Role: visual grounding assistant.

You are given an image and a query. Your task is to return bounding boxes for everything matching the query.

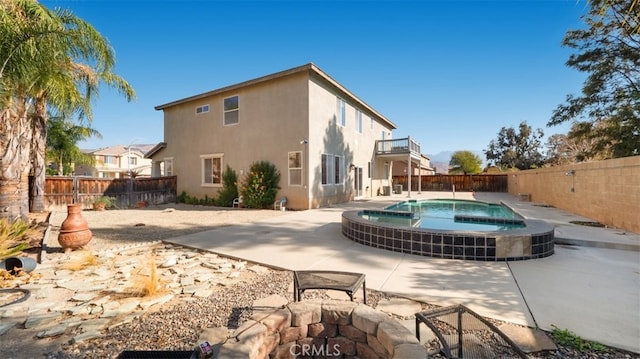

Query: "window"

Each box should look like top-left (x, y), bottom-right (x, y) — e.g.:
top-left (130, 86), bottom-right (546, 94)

top-left (128, 157), bottom-right (137, 166)
top-left (104, 155), bottom-right (115, 164)
top-left (337, 97), bottom-right (346, 127)
top-left (288, 151), bottom-right (302, 186)
top-left (224, 96), bottom-right (239, 125)
top-left (356, 110), bottom-right (363, 134)
top-left (196, 104), bottom-right (210, 114)
top-left (201, 154), bottom-right (223, 186)
top-left (321, 154), bottom-right (330, 185)
top-left (368, 162), bottom-right (371, 178)
top-left (164, 159), bottom-right (173, 176)
top-left (370, 117), bottom-right (374, 130)
top-left (321, 154), bottom-right (343, 185)
top-left (334, 155), bottom-right (343, 184)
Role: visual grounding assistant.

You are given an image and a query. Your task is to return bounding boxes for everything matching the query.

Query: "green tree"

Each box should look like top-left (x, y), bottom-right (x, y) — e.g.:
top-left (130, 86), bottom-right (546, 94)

top-left (449, 151), bottom-right (482, 174)
top-left (240, 161), bottom-right (280, 209)
top-left (0, 0), bottom-right (135, 219)
top-left (484, 121), bottom-right (545, 170)
top-left (548, 0), bottom-right (639, 158)
top-left (46, 112), bottom-right (101, 175)
top-left (215, 166), bottom-right (239, 207)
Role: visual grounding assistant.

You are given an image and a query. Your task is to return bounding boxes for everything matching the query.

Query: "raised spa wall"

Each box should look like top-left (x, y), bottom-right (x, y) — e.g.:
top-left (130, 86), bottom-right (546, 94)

top-left (341, 209), bottom-right (555, 261)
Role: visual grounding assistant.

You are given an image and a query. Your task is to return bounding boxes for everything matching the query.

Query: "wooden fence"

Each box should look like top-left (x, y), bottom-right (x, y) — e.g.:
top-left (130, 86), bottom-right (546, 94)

top-left (392, 174), bottom-right (507, 192)
top-left (39, 176), bottom-right (177, 210)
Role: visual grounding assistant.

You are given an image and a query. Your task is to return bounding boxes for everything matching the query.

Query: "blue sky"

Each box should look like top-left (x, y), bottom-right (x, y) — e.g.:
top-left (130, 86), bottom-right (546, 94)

top-left (41, 0), bottom-right (587, 159)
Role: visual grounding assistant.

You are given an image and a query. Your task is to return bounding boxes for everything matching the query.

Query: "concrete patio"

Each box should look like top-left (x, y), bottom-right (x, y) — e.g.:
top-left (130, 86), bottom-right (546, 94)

top-left (165, 191), bottom-right (640, 353)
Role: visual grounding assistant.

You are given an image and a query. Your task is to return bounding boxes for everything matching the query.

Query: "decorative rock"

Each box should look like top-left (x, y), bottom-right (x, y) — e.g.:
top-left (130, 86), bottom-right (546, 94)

top-left (339, 324), bottom-right (367, 343)
top-left (72, 329), bottom-right (102, 343)
top-left (193, 287), bottom-right (214, 298)
top-left (352, 304), bottom-right (390, 335)
top-left (36, 324), bottom-right (67, 338)
top-left (497, 324), bottom-right (558, 353)
top-left (366, 333), bottom-right (389, 358)
top-left (443, 333), bottom-right (494, 358)
top-left (328, 336), bottom-right (356, 356)
top-left (356, 341), bottom-right (382, 359)
top-left (252, 308), bottom-right (291, 333)
top-left (321, 299), bottom-right (357, 325)
top-left (24, 312), bottom-right (62, 329)
top-left (376, 297), bottom-right (422, 318)
top-left (376, 320), bottom-right (419, 356)
top-left (252, 294), bottom-right (288, 311)
top-left (308, 322), bottom-right (337, 338)
top-left (248, 265), bottom-right (268, 274)
top-left (392, 343), bottom-right (427, 359)
top-left (287, 301), bottom-right (321, 327)
top-left (0, 321), bottom-right (18, 335)
top-left (160, 256), bottom-right (177, 268)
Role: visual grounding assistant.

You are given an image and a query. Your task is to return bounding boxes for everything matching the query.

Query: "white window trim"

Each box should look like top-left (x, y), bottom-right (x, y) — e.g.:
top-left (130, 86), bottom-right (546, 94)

top-left (200, 153), bottom-right (224, 187)
top-left (321, 153), bottom-right (332, 185)
top-left (223, 95), bottom-right (239, 126)
top-left (196, 104), bottom-right (210, 115)
top-left (337, 97), bottom-right (346, 127)
top-left (163, 157), bottom-right (174, 176)
top-left (356, 110), bottom-right (363, 134)
top-left (334, 155), bottom-right (344, 185)
top-left (288, 151), bottom-right (303, 187)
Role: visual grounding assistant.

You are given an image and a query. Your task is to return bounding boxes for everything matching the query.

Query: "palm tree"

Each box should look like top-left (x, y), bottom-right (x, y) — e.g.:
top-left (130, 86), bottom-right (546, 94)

top-left (46, 112), bottom-right (101, 176)
top-left (1, 0), bottom-right (135, 218)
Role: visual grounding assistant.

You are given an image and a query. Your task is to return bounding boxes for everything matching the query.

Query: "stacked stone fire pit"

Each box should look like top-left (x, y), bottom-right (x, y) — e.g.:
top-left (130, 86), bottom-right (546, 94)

top-left (196, 296), bottom-right (425, 358)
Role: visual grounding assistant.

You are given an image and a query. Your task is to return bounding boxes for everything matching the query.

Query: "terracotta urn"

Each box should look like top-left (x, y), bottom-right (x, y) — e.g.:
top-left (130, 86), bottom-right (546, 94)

top-left (58, 204), bottom-right (93, 251)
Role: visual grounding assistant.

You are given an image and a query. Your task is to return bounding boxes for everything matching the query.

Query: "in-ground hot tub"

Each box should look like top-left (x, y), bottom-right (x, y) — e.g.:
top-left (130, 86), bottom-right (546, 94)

top-left (341, 199), bottom-right (554, 261)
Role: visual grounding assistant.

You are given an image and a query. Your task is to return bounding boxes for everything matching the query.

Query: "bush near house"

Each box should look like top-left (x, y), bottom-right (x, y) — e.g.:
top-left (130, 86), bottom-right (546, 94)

top-left (176, 191), bottom-right (216, 206)
top-left (240, 161), bottom-right (280, 209)
top-left (215, 166), bottom-right (239, 207)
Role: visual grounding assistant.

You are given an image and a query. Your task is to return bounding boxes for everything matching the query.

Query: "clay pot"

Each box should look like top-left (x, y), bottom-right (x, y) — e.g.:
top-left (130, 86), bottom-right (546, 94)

top-left (58, 204), bottom-right (92, 251)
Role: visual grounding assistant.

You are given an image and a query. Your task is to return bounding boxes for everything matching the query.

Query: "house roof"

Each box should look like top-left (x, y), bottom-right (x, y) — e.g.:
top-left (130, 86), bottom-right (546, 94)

top-left (144, 142), bottom-right (166, 159)
top-left (84, 144), bottom-right (155, 157)
top-left (154, 63), bottom-right (397, 130)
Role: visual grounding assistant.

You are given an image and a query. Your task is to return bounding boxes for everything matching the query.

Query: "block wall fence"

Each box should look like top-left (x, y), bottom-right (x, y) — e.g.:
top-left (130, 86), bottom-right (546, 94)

top-left (507, 156), bottom-right (640, 234)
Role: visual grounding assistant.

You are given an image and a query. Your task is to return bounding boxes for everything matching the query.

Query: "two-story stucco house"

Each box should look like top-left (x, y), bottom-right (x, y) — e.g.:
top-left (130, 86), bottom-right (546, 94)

top-left (147, 63), bottom-right (425, 209)
top-left (75, 144), bottom-right (155, 178)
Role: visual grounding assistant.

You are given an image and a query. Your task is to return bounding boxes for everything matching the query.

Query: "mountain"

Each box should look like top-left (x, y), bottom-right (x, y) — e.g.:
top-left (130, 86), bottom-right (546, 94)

top-left (426, 150), bottom-right (486, 174)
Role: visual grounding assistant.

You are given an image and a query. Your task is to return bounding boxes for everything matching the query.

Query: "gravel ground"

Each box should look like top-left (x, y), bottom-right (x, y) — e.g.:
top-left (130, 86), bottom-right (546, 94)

top-left (28, 205), bottom-right (640, 358)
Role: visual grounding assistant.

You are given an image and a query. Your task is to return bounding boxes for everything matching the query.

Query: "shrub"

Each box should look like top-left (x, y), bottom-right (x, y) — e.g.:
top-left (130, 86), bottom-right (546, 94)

top-left (240, 161), bottom-right (280, 209)
top-left (550, 325), bottom-right (607, 352)
top-left (0, 218), bottom-right (38, 260)
top-left (215, 166), bottom-right (239, 207)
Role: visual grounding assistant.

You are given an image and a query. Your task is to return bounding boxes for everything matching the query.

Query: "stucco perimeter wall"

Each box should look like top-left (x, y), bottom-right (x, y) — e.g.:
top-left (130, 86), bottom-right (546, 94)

top-left (507, 156), bottom-right (640, 234)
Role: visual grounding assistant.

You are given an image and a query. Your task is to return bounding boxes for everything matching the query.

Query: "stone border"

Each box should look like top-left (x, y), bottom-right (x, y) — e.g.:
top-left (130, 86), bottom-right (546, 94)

top-left (199, 299), bottom-right (425, 359)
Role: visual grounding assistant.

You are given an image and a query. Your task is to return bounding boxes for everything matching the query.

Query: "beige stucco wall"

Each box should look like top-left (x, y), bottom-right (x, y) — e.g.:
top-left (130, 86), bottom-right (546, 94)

top-left (159, 72), bottom-right (310, 208)
top-left (508, 156), bottom-right (640, 234)
top-left (308, 74), bottom-right (394, 207)
top-left (155, 69), bottom-right (395, 209)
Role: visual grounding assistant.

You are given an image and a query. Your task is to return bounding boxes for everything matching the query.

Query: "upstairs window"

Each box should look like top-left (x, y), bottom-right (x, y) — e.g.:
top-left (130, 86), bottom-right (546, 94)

top-left (128, 157), bottom-right (137, 166)
top-left (196, 104), bottom-right (210, 114)
top-left (104, 155), bottom-right (115, 164)
top-left (224, 96), bottom-right (239, 125)
top-left (356, 110), bottom-right (363, 134)
top-left (337, 97), bottom-right (346, 127)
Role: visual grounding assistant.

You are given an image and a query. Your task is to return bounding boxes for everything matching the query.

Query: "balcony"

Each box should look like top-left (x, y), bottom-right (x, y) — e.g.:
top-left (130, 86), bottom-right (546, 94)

top-left (375, 137), bottom-right (421, 157)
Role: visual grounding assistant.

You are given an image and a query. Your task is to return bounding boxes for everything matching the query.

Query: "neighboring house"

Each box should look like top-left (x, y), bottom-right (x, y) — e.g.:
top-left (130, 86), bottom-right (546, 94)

top-left (75, 144), bottom-right (156, 178)
top-left (147, 63), bottom-right (426, 209)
